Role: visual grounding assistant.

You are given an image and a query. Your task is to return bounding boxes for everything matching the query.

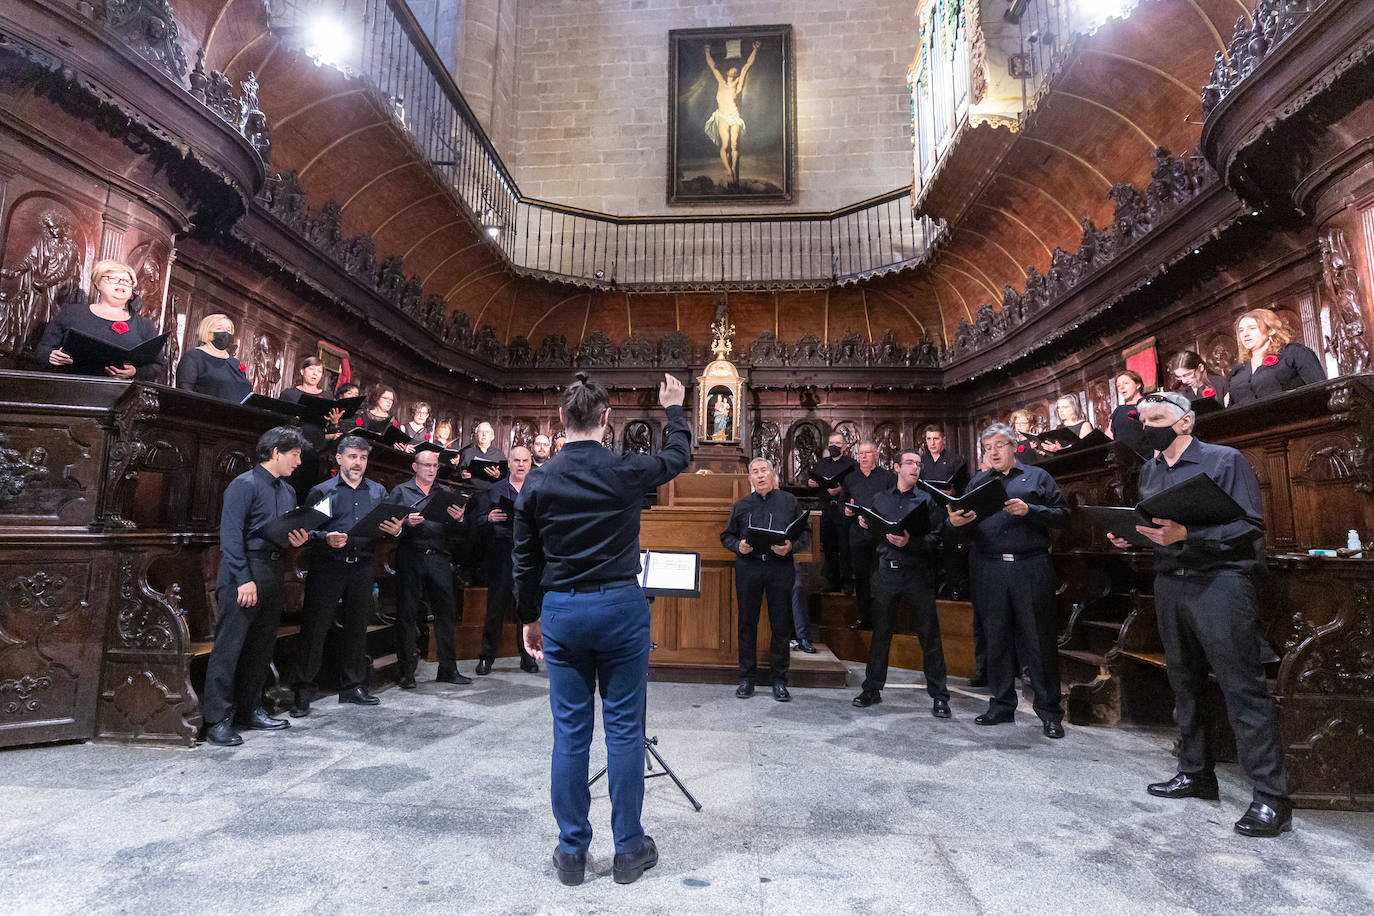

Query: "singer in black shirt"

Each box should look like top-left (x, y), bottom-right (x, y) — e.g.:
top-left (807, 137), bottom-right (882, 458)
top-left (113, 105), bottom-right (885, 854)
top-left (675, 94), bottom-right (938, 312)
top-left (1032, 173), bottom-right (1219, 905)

top-left (807, 432), bottom-right (858, 591)
top-left (839, 442), bottom-right (896, 630)
top-left (475, 446), bottom-right (537, 675)
top-left (513, 373), bottom-right (689, 887)
top-left (919, 423), bottom-right (972, 607)
top-left (202, 427), bottom-right (309, 747)
top-left (721, 460), bottom-right (812, 701)
top-left (949, 423), bottom-right (1069, 738)
top-left (1109, 391), bottom-right (1290, 838)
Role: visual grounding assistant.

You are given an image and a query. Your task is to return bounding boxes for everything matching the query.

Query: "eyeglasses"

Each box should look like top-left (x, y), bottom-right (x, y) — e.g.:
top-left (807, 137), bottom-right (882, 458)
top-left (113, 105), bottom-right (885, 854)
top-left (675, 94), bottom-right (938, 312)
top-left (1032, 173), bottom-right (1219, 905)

top-left (1139, 393), bottom-right (1193, 411)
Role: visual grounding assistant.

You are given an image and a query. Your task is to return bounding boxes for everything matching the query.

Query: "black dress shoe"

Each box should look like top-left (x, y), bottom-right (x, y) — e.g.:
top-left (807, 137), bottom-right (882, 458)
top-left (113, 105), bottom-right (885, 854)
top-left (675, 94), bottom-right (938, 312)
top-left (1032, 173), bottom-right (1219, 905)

top-left (339, 687), bottom-right (381, 706)
top-left (1147, 771), bottom-right (1220, 800)
top-left (612, 836), bottom-right (658, 885)
top-left (552, 848), bottom-right (586, 886)
top-left (974, 710), bottom-right (1014, 726)
top-left (848, 619), bottom-right (871, 631)
top-left (520, 658), bottom-right (540, 673)
top-left (475, 658), bottom-right (493, 676)
top-left (932, 698), bottom-right (951, 718)
top-left (1234, 800), bottom-right (1293, 837)
top-left (236, 708), bottom-right (289, 730)
top-left (852, 690), bottom-right (881, 708)
top-left (797, 639), bottom-right (817, 654)
top-left (398, 672), bottom-right (417, 690)
top-left (735, 680), bottom-right (755, 699)
top-left (1042, 720), bottom-right (1065, 739)
top-left (289, 689), bottom-right (311, 718)
top-left (772, 682), bottom-right (791, 702)
top-left (966, 672), bottom-right (988, 688)
top-left (436, 669), bottom-right (473, 685)
top-left (203, 718), bottom-right (243, 747)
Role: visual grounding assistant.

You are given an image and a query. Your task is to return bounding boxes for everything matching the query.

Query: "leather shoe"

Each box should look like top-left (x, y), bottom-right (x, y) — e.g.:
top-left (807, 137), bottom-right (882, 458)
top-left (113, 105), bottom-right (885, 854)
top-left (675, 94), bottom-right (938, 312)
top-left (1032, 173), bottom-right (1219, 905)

top-left (1234, 799), bottom-right (1293, 837)
top-left (552, 847), bottom-right (586, 886)
top-left (1042, 720), bottom-right (1065, 739)
top-left (289, 689), bottom-right (311, 718)
top-left (848, 619), bottom-right (871, 631)
top-left (1147, 771), bottom-right (1220, 800)
top-left (235, 707), bottom-right (289, 730)
top-left (612, 836), bottom-right (658, 885)
top-left (966, 672), bottom-right (988, 688)
top-left (852, 690), bottom-right (881, 708)
top-left (436, 669), bottom-right (472, 685)
top-left (339, 687), bottom-right (380, 706)
top-left (475, 658), bottom-right (493, 676)
top-left (735, 680), bottom-right (754, 699)
top-left (202, 718), bottom-right (242, 747)
top-left (520, 658), bottom-right (540, 673)
top-left (398, 672), bottom-right (417, 690)
top-left (932, 698), bottom-right (951, 719)
top-left (797, 639), bottom-right (817, 654)
top-left (772, 682), bottom-right (791, 702)
top-left (974, 710), bottom-right (1014, 726)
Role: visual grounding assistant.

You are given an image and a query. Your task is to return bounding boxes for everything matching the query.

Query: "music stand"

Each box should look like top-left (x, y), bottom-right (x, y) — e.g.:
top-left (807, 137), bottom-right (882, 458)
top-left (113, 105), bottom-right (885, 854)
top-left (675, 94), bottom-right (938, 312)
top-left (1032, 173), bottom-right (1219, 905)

top-left (589, 552), bottom-right (703, 812)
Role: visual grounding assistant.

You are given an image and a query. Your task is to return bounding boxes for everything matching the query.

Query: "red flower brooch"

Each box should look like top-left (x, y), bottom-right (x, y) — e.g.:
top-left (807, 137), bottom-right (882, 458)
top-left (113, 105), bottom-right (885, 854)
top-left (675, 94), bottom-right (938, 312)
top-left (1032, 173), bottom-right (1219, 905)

top-left (1262, 354), bottom-right (1279, 366)
top-left (355, 417), bottom-right (363, 426)
top-left (111, 321), bottom-right (129, 334)
top-left (1016, 444), bottom-right (1026, 453)
top-left (1128, 410), bottom-right (1138, 420)
top-left (1201, 387), bottom-right (1215, 397)
top-left (238, 362), bottom-right (247, 373)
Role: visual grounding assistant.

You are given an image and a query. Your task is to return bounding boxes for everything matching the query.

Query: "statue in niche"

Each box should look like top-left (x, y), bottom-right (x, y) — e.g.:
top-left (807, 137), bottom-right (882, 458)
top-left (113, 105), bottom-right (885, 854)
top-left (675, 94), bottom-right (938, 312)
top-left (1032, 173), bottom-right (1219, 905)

top-left (710, 392), bottom-right (733, 441)
top-left (1087, 379), bottom-right (1112, 428)
top-left (833, 421), bottom-right (860, 456)
top-left (873, 423), bottom-right (901, 469)
top-left (789, 422), bottom-right (822, 484)
top-left (753, 421), bottom-right (781, 469)
top-left (0, 209), bottom-right (82, 354)
top-left (624, 420), bottom-right (653, 456)
top-left (1320, 228), bottom-right (1370, 375)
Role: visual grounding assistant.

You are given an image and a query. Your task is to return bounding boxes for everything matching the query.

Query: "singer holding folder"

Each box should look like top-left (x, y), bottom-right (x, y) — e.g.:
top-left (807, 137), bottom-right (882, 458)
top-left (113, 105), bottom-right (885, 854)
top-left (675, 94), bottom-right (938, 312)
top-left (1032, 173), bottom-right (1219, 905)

top-left (1107, 391), bottom-right (1291, 838)
top-left (288, 435), bottom-right (396, 718)
top-left (35, 259), bottom-right (166, 380)
top-left (947, 422), bottom-right (1069, 739)
top-left (202, 427), bottom-right (310, 747)
top-left (720, 459), bottom-right (812, 703)
top-left (474, 445), bottom-right (538, 676)
top-left (513, 372), bottom-right (689, 887)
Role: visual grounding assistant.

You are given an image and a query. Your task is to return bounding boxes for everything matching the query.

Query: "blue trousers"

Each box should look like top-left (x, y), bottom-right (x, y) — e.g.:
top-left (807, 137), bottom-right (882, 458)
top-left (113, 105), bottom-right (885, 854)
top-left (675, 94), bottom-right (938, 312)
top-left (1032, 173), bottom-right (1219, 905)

top-left (541, 582), bottom-right (651, 856)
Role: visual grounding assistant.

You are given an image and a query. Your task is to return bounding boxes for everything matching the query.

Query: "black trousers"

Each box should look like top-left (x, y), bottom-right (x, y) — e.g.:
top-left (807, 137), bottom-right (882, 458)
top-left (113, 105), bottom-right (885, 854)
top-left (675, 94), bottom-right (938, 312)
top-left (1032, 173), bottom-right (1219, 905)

top-left (1155, 571), bottom-right (1288, 803)
top-left (940, 528), bottom-right (970, 596)
top-left (293, 553), bottom-right (373, 694)
top-left (863, 558), bottom-right (948, 699)
top-left (394, 548), bottom-right (459, 674)
top-left (480, 539), bottom-right (534, 663)
top-left (735, 557), bottom-right (794, 683)
top-left (819, 509), bottom-right (851, 589)
top-left (203, 554), bottom-right (285, 725)
top-left (970, 553), bottom-right (1063, 722)
top-left (849, 533), bottom-right (879, 624)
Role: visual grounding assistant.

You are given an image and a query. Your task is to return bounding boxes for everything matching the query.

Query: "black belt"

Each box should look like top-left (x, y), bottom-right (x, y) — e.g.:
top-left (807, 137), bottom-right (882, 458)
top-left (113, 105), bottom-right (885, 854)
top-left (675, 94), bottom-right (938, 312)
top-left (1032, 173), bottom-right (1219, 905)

top-left (976, 549), bottom-right (1050, 562)
top-left (318, 551), bottom-right (373, 565)
top-left (547, 577), bottom-right (639, 594)
top-left (882, 557), bottom-right (926, 570)
top-left (247, 549), bottom-right (283, 562)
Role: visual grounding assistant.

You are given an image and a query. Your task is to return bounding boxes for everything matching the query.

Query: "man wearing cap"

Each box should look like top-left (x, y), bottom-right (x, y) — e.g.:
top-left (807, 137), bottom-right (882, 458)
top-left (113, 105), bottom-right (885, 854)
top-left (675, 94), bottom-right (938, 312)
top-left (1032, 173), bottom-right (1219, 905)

top-left (1107, 390), bottom-right (1291, 838)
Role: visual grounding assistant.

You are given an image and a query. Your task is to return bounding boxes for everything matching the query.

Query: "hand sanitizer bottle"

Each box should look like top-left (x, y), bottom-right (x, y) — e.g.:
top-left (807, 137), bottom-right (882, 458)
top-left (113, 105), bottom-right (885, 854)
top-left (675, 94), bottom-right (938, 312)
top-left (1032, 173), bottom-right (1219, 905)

top-left (1347, 530), bottom-right (1362, 558)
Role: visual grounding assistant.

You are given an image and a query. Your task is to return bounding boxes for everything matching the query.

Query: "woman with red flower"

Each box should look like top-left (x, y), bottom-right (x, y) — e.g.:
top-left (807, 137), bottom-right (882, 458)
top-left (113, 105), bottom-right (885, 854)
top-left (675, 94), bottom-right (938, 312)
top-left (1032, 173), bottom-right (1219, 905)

top-left (176, 313), bottom-right (253, 402)
top-left (35, 259), bottom-right (165, 379)
top-left (1227, 308), bottom-right (1326, 407)
top-left (1167, 350), bottom-right (1228, 408)
top-left (1007, 409), bottom-right (1047, 464)
top-left (1104, 369), bottom-right (1151, 457)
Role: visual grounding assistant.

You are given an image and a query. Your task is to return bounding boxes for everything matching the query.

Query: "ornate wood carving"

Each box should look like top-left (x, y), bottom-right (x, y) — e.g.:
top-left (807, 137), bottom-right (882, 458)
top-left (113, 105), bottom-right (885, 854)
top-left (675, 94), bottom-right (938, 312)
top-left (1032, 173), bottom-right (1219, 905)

top-left (96, 0), bottom-right (188, 80)
top-left (509, 418), bottom-right (538, 452)
top-left (0, 201), bottom-right (87, 357)
top-left (873, 422), bottom-right (901, 468)
top-left (623, 420), bottom-right (654, 455)
top-left (1319, 228), bottom-right (1370, 375)
top-left (752, 420), bottom-right (781, 469)
top-left (786, 419), bottom-right (823, 485)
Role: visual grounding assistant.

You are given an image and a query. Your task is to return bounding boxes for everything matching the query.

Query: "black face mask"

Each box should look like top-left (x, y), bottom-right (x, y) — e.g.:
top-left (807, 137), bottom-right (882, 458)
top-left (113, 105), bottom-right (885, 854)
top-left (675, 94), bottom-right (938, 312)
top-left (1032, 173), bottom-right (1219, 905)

top-left (827, 445), bottom-right (842, 459)
top-left (211, 331), bottom-right (233, 350)
top-left (1141, 423), bottom-right (1179, 452)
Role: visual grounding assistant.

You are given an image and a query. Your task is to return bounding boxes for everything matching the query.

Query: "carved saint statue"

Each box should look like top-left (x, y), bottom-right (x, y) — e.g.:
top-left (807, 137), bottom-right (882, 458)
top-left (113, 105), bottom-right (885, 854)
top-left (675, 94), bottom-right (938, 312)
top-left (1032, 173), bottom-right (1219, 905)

top-left (0, 210), bottom-right (80, 353)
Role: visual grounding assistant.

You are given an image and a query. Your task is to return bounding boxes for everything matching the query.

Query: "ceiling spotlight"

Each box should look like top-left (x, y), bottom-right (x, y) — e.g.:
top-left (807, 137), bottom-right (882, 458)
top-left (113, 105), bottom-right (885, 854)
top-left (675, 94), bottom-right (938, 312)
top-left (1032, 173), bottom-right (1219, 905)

top-left (307, 14), bottom-right (351, 68)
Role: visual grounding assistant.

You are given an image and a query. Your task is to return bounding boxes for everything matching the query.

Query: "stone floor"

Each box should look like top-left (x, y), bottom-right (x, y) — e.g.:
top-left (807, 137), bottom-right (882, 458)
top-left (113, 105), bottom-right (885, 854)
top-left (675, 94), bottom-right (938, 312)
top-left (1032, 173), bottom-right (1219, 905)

top-left (1, 661), bottom-right (1371, 915)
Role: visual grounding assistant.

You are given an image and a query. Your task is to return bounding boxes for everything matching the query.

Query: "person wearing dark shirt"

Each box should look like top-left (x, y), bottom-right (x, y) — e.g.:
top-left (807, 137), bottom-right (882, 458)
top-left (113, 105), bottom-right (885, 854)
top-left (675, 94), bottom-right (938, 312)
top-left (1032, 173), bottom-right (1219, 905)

top-left (721, 459), bottom-right (813, 702)
top-left (201, 427), bottom-right (310, 747)
top-left (1107, 391), bottom-right (1290, 838)
top-left (402, 401), bottom-right (433, 443)
top-left (279, 357), bottom-right (343, 504)
top-left (918, 423), bottom-right (972, 607)
top-left (1168, 350), bottom-right (1228, 408)
top-left (1009, 409), bottom-right (1048, 465)
top-left (459, 421), bottom-right (507, 585)
top-left (176, 313), bottom-right (252, 402)
top-left (948, 422), bottom-right (1069, 739)
top-left (35, 259), bottom-right (165, 380)
top-left (531, 434), bottom-right (553, 468)
top-left (1106, 370), bottom-right (1149, 458)
top-left (840, 442), bottom-right (897, 630)
top-left (475, 445), bottom-right (538, 676)
top-left (1227, 308), bottom-right (1326, 407)
top-left (288, 435), bottom-right (397, 718)
top-left (388, 449), bottom-right (470, 689)
top-left (807, 432), bottom-right (858, 593)
top-left (514, 373), bottom-right (689, 887)
top-left (356, 385), bottom-right (400, 436)
top-left (852, 450), bottom-right (948, 717)
top-left (328, 383), bottom-right (362, 437)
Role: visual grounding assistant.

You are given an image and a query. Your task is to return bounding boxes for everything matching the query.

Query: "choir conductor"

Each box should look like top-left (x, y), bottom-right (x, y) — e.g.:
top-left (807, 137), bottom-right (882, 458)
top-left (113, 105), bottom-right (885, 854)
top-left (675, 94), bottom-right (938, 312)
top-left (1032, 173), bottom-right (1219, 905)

top-left (514, 372), bottom-right (691, 887)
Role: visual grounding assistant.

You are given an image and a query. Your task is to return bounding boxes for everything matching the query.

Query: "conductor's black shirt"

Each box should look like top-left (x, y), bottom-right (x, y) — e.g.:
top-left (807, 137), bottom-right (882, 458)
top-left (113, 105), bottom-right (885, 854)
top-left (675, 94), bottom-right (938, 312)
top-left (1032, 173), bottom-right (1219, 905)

top-left (512, 405), bottom-right (691, 622)
top-left (720, 488), bottom-right (813, 561)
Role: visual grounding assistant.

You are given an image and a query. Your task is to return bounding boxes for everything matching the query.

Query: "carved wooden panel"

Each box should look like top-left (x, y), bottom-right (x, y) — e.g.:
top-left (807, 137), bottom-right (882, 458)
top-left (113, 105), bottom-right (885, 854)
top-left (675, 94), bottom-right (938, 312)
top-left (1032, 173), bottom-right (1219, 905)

top-left (1199, 330), bottom-right (1236, 378)
top-left (786, 419), bottom-right (824, 485)
top-left (510, 418), bottom-right (538, 452)
top-left (244, 324), bottom-right (285, 396)
top-left (873, 421), bottom-right (901, 469)
top-left (622, 419), bottom-right (654, 456)
top-left (0, 194), bottom-right (91, 358)
top-left (0, 419), bottom-right (100, 526)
